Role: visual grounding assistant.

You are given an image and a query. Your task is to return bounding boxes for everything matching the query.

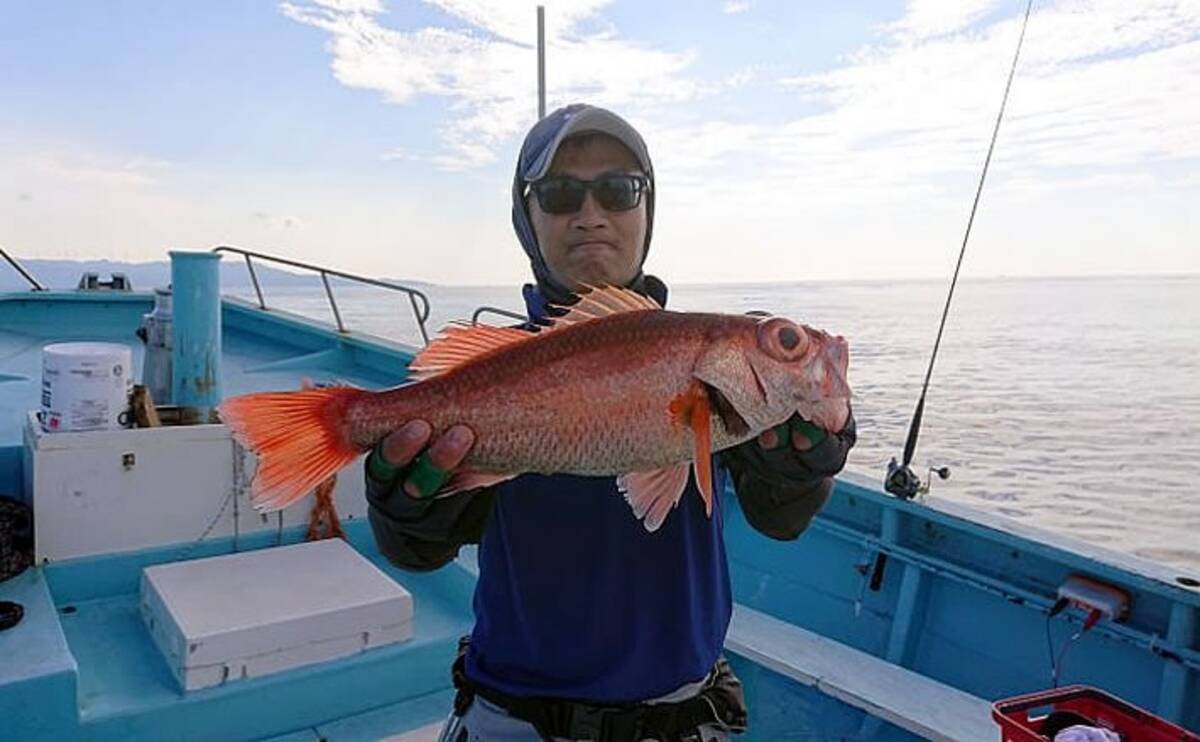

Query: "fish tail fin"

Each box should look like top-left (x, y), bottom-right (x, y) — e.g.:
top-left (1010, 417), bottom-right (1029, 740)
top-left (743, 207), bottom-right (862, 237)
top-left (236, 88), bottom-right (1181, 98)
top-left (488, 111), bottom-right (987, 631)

top-left (218, 387), bottom-right (370, 512)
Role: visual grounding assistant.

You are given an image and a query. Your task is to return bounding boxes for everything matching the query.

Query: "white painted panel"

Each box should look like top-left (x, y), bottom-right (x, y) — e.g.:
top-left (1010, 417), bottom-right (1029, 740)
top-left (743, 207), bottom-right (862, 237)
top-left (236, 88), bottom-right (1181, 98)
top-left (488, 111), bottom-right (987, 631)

top-left (140, 539), bottom-right (413, 692)
top-left (23, 413), bottom-right (369, 562)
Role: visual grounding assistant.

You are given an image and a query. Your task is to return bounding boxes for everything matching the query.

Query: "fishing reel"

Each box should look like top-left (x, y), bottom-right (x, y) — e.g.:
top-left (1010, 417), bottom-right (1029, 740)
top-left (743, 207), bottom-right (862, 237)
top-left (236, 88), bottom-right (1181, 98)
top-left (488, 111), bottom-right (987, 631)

top-left (885, 458), bottom-right (950, 500)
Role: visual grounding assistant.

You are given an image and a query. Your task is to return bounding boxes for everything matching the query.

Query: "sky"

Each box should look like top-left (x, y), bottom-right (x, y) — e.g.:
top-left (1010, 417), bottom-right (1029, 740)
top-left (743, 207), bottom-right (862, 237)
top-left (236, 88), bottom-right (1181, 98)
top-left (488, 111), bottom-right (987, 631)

top-left (0, 0), bottom-right (1196, 286)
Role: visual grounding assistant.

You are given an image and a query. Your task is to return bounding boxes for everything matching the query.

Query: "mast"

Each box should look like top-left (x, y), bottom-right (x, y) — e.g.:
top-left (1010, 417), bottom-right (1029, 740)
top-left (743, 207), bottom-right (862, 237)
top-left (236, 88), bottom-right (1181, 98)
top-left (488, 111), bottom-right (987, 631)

top-left (537, 5), bottom-right (546, 119)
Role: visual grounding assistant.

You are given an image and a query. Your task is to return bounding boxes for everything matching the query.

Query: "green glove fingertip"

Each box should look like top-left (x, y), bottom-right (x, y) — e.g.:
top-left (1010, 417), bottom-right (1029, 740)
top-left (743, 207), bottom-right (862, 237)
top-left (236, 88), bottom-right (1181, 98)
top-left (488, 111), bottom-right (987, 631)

top-left (368, 442), bottom-right (402, 483)
top-left (766, 421), bottom-right (792, 450)
top-left (406, 451), bottom-right (450, 499)
top-left (790, 419), bottom-right (828, 447)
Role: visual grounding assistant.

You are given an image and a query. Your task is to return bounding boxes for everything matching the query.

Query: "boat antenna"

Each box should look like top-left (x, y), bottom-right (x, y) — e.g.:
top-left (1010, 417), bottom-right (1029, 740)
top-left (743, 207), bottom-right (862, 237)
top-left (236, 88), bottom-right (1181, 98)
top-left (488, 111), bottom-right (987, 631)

top-left (885, 0), bottom-right (1035, 499)
top-left (537, 5), bottom-right (546, 119)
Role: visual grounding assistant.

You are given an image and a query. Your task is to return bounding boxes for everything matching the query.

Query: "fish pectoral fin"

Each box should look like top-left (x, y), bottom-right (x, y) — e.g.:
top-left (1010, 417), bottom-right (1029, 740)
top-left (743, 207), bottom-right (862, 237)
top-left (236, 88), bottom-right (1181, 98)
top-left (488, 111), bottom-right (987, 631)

top-left (618, 465), bottom-right (690, 532)
top-left (436, 470), bottom-right (519, 497)
top-left (667, 381), bottom-right (715, 518)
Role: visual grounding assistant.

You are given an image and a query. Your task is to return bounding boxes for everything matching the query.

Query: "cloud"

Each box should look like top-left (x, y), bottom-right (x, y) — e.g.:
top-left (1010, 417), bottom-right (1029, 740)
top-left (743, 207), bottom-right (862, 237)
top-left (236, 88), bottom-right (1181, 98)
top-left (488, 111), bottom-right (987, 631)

top-left (722, 1), bottom-right (752, 14)
top-left (281, 0), bottom-right (702, 169)
top-left (885, 0), bottom-right (1002, 40)
top-left (287, 0), bottom-right (1198, 206)
top-left (659, 0), bottom-right (1200, 208)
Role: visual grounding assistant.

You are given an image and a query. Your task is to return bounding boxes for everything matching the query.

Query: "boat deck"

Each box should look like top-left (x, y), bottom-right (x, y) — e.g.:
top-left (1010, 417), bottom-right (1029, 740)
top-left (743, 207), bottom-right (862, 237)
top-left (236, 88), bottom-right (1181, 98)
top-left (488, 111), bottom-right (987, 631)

top-left (1, 286), bottom-right (1197, 740)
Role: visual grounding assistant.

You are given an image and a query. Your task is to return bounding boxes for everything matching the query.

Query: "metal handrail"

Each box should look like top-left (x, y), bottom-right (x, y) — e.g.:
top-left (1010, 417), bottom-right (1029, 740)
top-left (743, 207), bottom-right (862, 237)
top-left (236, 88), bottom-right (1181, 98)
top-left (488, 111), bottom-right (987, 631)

top-left (0, 243), bottom-right (46, 291)
top-left (472, 306), bottom-right (529, 326)
top-left (211, 245), bottom-right (432, 344)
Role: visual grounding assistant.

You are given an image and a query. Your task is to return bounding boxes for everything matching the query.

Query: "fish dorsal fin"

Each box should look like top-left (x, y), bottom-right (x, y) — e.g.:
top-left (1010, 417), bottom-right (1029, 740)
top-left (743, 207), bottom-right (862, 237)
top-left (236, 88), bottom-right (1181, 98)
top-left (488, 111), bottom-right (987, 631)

top-left (408, 323), bottom-right (535, 381)
top-left (408, 287), bottom-right (660, 381)
top-left (551, 284), bottom-right (661, 328)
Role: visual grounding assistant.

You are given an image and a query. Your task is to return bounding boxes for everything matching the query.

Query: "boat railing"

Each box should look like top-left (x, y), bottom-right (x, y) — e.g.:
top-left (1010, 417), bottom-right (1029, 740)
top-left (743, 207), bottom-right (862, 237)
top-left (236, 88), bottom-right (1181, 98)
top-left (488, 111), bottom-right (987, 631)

top-left (212, 245), bottom-right (432, 345)
top-left (471, 306), bottom-right (529, 326)
top-left (0, 244), bottom-right (46, 291)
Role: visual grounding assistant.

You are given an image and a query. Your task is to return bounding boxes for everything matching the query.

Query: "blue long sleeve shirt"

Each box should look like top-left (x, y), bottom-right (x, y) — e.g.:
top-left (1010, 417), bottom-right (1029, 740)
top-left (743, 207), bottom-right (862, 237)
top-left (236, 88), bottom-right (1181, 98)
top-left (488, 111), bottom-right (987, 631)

top-left (464, 468), bottom-right (731, 702)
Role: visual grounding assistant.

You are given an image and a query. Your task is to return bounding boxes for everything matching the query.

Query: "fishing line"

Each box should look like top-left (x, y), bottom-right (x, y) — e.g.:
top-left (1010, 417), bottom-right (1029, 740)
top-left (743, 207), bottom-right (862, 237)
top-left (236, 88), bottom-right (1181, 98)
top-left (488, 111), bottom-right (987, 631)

top-left (886, 0), bottom-right (1036, 499)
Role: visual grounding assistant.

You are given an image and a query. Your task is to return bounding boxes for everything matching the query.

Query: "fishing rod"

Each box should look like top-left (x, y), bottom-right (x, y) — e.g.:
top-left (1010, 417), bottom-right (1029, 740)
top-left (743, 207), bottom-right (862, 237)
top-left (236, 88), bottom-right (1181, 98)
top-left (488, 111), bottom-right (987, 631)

top-left (885, 0), bottom-right (1035, 499)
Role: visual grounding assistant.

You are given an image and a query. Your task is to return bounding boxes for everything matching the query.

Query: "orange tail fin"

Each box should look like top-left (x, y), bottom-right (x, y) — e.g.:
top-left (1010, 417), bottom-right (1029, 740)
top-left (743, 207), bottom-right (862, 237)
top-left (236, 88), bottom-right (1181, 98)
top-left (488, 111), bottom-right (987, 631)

top-left (218, 387), bottom-right (369, 512)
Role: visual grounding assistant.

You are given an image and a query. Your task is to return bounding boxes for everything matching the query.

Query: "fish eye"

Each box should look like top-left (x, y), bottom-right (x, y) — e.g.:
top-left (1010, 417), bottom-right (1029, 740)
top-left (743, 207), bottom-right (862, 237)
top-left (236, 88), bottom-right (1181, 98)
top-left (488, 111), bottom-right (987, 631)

top-left (756, 317), bottom-right (809, 362)
top-left (778, 326), bottom-right (800, 351)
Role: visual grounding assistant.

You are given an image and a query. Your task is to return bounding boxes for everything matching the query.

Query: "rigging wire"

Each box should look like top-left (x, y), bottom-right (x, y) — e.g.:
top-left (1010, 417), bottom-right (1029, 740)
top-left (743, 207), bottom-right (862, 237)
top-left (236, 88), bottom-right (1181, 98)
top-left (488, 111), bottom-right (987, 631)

top-left (886, 0), bottom-right (1037, 498)
top-left (0, 243), bottom-right (46, 291)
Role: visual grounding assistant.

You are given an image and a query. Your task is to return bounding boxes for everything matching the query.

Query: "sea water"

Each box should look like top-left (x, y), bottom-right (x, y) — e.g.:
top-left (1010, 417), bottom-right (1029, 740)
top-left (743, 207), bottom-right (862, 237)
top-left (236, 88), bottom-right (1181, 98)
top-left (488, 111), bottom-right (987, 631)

top-left (229, 274), bottom-right (1200, 574)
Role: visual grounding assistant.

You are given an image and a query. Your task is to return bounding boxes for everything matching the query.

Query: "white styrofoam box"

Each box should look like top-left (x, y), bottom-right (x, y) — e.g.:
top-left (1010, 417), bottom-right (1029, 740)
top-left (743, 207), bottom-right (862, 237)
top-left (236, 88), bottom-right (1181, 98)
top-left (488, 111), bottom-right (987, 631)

top-left (140, 538), bottom-right (413, 692)
top-left (22, 413), bottom-right (368, 562)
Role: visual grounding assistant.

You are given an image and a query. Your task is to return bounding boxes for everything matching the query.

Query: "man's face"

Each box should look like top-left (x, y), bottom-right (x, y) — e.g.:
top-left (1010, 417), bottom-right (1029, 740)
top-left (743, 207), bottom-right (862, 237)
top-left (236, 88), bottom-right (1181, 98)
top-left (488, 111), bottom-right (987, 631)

top-left (528, 135), bottom-right (648, 291)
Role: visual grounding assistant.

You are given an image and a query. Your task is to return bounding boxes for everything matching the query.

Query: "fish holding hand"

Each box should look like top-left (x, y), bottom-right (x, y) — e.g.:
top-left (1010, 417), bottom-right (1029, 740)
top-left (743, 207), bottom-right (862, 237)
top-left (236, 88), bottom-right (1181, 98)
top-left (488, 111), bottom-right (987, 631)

top-left (218, 286), bottom-right (851, 532)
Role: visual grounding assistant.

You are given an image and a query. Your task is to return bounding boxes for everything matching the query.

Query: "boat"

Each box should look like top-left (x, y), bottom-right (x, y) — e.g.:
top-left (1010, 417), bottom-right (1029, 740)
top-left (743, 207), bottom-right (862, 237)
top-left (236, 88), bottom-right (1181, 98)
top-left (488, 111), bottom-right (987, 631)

top-left (0, 247), bottom-right (1196, 741)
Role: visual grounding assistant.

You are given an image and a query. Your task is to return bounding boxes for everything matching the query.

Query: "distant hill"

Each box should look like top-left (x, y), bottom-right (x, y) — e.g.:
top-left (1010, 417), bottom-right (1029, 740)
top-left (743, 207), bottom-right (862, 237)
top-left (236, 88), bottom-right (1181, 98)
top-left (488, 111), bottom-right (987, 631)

top-left (0, 259), bottom-right (433, 292)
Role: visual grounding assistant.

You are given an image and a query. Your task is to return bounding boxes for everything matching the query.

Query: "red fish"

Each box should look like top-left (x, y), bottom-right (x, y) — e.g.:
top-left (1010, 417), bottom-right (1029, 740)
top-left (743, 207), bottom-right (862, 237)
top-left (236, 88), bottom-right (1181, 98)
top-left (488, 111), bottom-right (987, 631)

top-left (219, 286), bottom-right (851, 531)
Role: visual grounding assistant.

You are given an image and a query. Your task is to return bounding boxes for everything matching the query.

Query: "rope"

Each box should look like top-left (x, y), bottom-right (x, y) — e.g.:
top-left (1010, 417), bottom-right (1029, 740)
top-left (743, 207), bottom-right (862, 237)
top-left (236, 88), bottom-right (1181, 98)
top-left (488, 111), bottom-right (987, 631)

top-left (306, 475), bottom-right (346, 541)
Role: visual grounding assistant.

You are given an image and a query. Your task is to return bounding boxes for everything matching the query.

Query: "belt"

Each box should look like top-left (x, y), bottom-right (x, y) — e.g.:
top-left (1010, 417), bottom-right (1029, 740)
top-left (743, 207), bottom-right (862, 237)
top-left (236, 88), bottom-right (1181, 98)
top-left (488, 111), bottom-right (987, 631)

top-left (451, 640), bottom-right (747, 742)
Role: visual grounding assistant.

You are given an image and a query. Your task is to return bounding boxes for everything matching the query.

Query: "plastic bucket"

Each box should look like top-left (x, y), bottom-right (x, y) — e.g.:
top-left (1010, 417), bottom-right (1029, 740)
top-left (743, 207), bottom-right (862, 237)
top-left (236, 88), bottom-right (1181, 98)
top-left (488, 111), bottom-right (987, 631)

top-left (41, 342), bottom-right (134, 432)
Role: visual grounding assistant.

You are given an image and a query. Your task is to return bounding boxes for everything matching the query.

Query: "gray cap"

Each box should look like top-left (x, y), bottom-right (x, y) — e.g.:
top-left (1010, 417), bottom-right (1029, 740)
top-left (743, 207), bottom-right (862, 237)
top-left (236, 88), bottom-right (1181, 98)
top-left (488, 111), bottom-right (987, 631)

top-left (518, 104), bottom-right (654, 183)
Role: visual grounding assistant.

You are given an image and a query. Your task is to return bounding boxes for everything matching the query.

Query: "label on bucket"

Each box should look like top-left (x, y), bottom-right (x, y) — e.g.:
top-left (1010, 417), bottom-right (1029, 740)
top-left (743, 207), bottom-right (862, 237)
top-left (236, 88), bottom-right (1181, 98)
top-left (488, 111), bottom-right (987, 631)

top-left (41, 343), bottom-right (133, 432)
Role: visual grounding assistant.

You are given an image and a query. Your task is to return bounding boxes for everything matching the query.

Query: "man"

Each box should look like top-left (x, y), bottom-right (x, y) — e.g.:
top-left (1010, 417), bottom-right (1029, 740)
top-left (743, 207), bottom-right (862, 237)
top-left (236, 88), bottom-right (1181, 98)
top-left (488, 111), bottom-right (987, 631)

top-left (366, 104), bottom-right (856, 741)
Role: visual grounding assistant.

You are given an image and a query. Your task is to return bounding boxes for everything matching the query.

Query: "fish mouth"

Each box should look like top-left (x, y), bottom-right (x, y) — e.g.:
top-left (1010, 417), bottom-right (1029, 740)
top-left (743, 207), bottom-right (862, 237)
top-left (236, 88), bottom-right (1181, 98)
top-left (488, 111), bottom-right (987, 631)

top-left (798, 396), bottom-right (850, 433)
top-left (791, 334), bottom-right (852, 430)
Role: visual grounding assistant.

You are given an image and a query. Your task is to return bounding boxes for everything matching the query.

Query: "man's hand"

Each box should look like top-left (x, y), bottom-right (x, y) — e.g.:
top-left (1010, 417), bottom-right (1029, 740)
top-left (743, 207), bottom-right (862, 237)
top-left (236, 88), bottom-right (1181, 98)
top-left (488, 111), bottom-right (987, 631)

top-left (377, 421), bottom-right (475, 499)
top-left (757, 403), bottom-right (850, 452)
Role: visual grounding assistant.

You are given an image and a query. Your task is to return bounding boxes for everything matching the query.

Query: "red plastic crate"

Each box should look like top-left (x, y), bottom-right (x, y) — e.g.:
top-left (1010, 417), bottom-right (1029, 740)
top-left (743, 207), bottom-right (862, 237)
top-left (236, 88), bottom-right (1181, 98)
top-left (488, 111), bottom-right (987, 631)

top-left (993, 685), bottom-right (1199, 741)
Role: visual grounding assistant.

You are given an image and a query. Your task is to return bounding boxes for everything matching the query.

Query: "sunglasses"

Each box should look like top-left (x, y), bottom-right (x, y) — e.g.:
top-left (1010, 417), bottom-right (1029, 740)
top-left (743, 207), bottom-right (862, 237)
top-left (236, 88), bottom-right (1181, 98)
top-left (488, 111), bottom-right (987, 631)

top-left (529, 174), bottom-right (650, 215)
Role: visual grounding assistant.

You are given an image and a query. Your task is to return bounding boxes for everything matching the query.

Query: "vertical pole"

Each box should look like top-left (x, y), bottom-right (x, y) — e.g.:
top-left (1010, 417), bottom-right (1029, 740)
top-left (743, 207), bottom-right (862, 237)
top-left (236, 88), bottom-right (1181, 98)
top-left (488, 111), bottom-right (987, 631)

top-left (170, 251), bottom-right (222, 421)
top-left (1157, 602), bottom-right (1196, 723)
top-left (537, 5), bottom-right (546, 119)
top-left (244, 253), bottom-right (265, 309)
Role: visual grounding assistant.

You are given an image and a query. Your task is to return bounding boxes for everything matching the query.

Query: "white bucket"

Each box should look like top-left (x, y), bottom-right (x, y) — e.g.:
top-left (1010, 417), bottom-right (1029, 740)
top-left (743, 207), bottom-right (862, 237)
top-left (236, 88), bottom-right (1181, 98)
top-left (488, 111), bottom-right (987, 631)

top-left (41, 342), bottom-right (134, 432)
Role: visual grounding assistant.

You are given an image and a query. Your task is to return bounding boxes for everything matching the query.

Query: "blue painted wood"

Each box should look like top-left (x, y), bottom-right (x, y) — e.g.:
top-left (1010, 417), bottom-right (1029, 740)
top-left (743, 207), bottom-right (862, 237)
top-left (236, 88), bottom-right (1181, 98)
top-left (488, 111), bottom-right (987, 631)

top-left (0, 569), bottom-right (78, 741)
top-left (723, 473), bottom-right (1200, 731)
top-left (884, 563), bottom-right (927, 667)
top-left (0, 444), bottom-right (24, 502)
top-left (1159, 602), bottom-right (1197, 724)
